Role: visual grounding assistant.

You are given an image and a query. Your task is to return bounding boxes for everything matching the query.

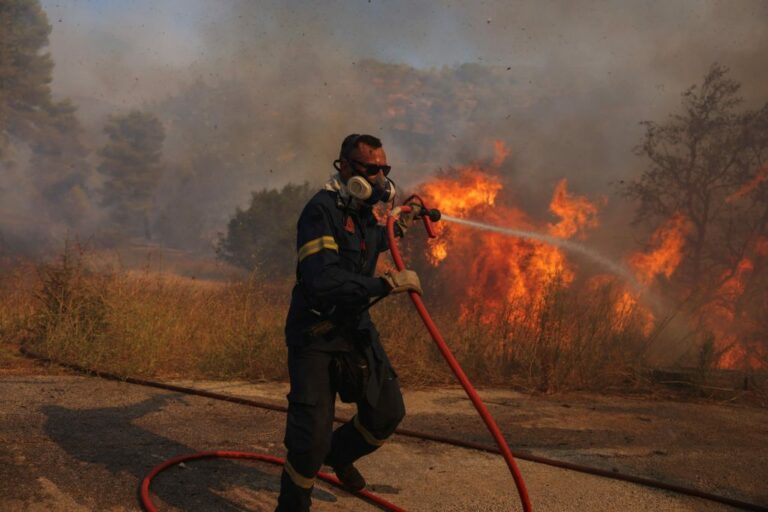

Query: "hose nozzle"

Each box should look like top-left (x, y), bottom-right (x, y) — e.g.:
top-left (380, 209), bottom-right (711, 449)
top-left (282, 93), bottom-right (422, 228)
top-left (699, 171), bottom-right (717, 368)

top-left (399, 195), bottom-right (441, 238)
top-left (422, 208), bottom-right (441, 222)
top-left (417, 207), bottom-right (440, 238)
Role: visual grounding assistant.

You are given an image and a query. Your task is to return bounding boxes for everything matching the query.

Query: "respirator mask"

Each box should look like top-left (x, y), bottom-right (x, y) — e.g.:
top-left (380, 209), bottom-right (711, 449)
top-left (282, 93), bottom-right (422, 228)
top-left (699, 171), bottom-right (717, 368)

top-left (344, 160), bottom-right (396, 205)
top-left (333, 134), bottom-right (396, 205)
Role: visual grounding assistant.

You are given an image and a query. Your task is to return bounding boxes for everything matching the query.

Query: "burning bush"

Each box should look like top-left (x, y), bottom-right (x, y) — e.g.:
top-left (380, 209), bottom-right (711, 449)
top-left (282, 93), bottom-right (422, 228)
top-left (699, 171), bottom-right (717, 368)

top-left (400, 131), bottom-right (765, 373)
top-left (624, 65), bottom-right (768, 369)
top-left (390, 160), bottom-right (649, 389)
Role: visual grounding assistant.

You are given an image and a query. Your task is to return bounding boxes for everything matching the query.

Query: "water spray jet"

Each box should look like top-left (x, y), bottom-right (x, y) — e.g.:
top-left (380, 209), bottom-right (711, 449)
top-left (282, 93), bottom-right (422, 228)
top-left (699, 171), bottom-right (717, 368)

top-left (440, 214), bottom-right (643, 293)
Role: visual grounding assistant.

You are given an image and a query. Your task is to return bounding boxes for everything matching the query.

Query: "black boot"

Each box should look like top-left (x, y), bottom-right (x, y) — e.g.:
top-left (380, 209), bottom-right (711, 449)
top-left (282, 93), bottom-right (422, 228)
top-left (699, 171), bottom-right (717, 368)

top-left (332, 463), bottom-right (366, 492)
top-left (275, 468), bottom-right (312, 511)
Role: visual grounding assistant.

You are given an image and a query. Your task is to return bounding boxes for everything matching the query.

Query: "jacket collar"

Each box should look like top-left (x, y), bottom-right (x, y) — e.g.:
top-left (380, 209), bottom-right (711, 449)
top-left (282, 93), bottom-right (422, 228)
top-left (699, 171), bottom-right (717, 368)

top-left (323, 173), bottom-right (348, 198)
top-left (324, 173), bottom-right (373, 217)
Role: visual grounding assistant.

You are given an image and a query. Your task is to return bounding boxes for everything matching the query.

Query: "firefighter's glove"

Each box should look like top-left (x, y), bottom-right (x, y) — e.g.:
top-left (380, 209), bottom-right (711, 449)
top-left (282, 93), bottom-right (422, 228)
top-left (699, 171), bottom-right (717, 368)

top-left (393, 203), bottom-right (421, 237)
top-left (382, 269), bottom-right (423, 295)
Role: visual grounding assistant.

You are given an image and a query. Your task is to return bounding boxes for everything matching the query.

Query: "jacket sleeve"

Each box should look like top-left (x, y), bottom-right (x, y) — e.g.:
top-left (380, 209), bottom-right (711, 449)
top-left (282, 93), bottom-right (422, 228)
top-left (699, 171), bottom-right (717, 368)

top-left (378, 223), bottom-right (390, 253)
top-left (297, 202), bottom-right (389, 310)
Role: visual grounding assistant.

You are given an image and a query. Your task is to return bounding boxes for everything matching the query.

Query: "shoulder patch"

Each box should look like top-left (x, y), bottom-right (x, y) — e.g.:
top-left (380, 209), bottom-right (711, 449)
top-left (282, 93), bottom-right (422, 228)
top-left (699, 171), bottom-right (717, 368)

top-left (345, 216), bottom-right (355, 233)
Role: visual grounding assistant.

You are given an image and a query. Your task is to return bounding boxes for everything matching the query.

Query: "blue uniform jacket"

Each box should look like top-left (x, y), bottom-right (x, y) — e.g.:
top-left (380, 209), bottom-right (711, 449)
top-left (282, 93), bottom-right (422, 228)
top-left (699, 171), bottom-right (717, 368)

top-left (285, 189), bottom-right (391, 347)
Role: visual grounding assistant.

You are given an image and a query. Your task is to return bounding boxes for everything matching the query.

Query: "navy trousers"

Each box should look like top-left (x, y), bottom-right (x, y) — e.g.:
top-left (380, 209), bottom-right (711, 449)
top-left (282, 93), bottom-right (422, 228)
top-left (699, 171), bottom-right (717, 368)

top-left (275, 341), bottom-right (405, 511)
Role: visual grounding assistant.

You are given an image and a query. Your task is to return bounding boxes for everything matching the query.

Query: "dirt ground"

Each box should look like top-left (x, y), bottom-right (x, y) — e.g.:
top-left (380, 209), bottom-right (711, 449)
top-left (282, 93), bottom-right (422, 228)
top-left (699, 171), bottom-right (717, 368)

top-left (1, 360), bottom-right (766, 511)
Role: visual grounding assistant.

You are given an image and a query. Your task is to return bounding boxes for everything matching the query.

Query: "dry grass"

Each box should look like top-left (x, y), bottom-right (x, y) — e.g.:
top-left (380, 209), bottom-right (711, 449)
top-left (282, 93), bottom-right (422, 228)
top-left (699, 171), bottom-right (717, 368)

top-left (7, 246), bottom-right (289, 380)
top-left (0, 258), bottom-right (37, 346)
top-left (373, 276), bottom-right (651, 392)
top-left (0, 245), bottom-right (741, 393)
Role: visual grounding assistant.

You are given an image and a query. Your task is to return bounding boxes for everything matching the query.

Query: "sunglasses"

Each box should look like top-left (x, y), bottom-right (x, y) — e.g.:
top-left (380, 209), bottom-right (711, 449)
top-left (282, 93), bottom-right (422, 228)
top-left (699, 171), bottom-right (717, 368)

top-left (351, 159), bottom-right (391, 177)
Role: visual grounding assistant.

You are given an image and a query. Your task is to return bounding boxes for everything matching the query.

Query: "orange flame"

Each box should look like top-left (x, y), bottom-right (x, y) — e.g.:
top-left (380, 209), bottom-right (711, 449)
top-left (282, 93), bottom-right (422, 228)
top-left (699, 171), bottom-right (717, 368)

top-left (718, 342), bottom-right (767, 370)
top-left (725, 163), bottom-right (768, 203)
top-left (426, 238), bottom-right (449, 266)
top-left (599, 214), bottom-right (692, 336)
top-left (628, 213), bottom-right (690, 286)
top-left (699, 257), bottom-right (762, 369)
top-left (417, 167), bottom-right (601, 323)
top-left (419, 166), bottom-right (502, 216)
top-left (547, 179), bottom-right (603, 239)
top-left (395, 148), bottom-right (765, 368)
top-left (492, 140), bottom-right (511, 168)
top-left (616, 290), bottom-right (655, 336)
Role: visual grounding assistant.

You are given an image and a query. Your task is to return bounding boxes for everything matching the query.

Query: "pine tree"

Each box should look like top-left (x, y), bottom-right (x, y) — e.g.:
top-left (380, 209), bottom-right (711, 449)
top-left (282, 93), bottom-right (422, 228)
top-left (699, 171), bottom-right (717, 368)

top-left (0, 0), bottom-right (54, 156)
top-left (97, 111), bottom-right (165, 239)
top-left (0, 0), bottom-right (91, 225)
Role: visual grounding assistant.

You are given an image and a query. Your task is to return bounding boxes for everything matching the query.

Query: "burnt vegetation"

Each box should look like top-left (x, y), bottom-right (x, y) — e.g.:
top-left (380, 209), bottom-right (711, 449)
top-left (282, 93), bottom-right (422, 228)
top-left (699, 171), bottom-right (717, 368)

top-left (624, 64), bottom-right (768, 368)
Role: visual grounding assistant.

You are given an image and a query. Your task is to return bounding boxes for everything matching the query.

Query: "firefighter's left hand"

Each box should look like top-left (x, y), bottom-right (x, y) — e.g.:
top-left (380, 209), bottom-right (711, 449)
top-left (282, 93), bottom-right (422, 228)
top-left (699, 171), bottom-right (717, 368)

top-left (382, 269), bottom-right (423, 295)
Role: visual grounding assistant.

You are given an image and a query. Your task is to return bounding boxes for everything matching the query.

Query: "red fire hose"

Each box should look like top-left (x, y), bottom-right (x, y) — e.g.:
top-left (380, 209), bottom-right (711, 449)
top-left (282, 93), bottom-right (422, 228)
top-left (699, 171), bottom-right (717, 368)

top-left (387, 203), bottom-right (533, 512)
top-left (140, 451), bottom-right (405, 512)
top-left (136, 201), bottom-right (532, 511)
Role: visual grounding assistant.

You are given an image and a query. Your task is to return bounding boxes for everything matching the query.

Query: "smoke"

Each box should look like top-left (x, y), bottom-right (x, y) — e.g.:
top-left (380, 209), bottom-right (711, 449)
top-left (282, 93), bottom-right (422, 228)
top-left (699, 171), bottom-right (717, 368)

top-left (4, 0), bottom-right (767, 252)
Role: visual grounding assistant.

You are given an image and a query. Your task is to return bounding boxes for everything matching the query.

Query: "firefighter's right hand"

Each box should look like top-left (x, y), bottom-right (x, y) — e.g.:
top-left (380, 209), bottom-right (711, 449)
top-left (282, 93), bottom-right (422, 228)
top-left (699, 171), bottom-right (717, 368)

top-left (393, 203), bottom-right (421, 237)
top-left (382, 269), bottom-right (423, 295)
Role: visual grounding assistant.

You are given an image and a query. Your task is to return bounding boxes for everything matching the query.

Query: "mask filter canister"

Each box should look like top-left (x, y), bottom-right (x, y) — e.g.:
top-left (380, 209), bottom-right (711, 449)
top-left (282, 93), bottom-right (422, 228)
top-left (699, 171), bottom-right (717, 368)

top-left (347, 176), bottom-right (374, 201)
top-left (347, 175), bottom-right (396, 204)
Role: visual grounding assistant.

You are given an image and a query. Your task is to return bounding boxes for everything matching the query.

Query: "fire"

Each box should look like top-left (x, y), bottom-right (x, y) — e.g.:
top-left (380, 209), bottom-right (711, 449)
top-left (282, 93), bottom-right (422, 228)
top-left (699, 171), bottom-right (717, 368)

top-left (699, 257), bottom-right (763, 369)
top-left (618, 217), bottom-right (766, 369)
top-left (628, 213), bottom-right (690, 286)
top-left (725, 163), bottom-right (768, 203)
top-left (419, 167), bottom-right (504, 267)
top-left (718, 342), bottom-right (767, 370)
top-left (399, 144), bottom-right (765, 370)
top-left (426, 238), bottom-right (448, 265)
top-left (615, 290), bottom-right (656, 336)
top-left (419, 166), bottom-right (502, 216)
top-left (717, 341), bottom-right (768, 370)
top-left (602, 213), bottom-right (692, 336)
top-left (416, 161), bottom-right (602, 323)
top-left (547, 179), bottom-right (603, 239)
top-left (492, 140), bottom-right (511, 168)
top-left (691, 163), bottom-right (768, 369)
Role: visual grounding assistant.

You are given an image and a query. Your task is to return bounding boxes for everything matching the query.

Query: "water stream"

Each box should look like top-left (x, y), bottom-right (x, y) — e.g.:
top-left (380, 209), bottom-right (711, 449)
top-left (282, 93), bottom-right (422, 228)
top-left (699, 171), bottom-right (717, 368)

top-left (440, 214), bottom-right (642, 292)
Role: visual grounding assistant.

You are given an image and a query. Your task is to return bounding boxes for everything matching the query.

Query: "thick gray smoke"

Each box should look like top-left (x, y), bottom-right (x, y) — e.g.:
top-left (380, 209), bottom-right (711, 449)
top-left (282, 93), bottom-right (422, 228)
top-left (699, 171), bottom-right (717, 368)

top-left (3, 0), bottom-right (767, 252)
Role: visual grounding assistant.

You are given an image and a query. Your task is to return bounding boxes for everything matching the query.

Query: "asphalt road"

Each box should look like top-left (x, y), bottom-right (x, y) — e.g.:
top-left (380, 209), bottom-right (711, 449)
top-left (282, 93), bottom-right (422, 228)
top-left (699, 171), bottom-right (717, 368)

top-left (1, 374), bottom-right (766, 511)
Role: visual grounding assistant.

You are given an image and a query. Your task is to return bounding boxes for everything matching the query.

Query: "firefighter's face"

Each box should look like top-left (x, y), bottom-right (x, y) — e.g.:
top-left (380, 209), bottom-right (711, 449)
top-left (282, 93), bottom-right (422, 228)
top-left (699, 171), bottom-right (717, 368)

top-left (340, 143), bottom-right (389, 185)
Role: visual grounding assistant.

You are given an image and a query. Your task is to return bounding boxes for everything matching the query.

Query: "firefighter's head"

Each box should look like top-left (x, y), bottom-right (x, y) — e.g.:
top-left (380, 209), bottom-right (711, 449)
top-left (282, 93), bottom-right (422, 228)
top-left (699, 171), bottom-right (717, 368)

top-left (333, 134), bottom-right (395, 204)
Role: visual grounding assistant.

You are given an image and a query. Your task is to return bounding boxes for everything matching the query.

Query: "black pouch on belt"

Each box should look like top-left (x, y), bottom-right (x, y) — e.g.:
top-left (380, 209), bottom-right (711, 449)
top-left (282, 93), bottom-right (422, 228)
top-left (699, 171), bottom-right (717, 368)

top-left (331, 348), bottom-right (370, 404)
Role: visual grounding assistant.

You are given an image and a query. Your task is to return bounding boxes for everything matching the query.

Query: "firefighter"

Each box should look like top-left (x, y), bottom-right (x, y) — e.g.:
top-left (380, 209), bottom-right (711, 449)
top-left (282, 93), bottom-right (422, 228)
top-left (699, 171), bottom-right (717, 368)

top-left (275, 134), bottom-right (422, 511)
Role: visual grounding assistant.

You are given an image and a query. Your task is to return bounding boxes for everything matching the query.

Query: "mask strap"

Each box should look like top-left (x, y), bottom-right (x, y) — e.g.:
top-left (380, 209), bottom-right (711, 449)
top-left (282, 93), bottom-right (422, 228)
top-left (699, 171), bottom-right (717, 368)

top-left (387, 176), bottom-right (398, 205)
